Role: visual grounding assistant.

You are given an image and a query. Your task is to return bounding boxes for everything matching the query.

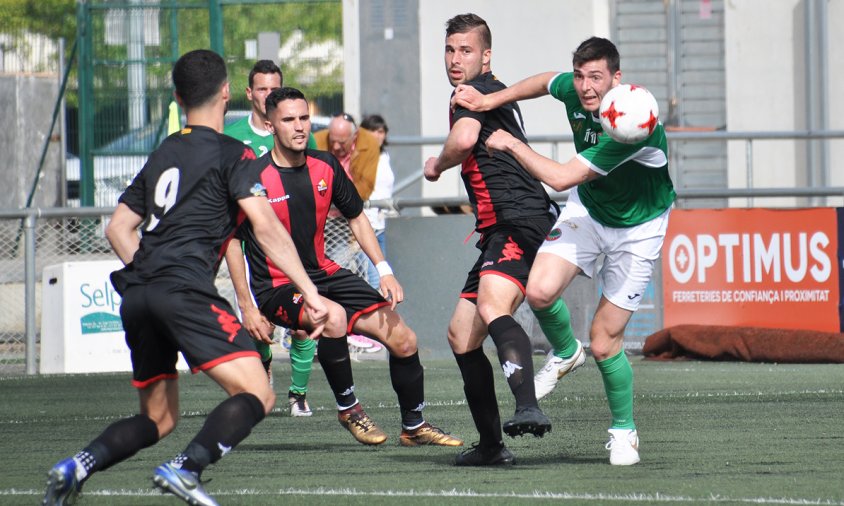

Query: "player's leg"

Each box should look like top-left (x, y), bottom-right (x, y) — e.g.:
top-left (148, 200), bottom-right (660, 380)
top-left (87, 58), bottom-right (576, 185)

top-left (590, 298), bottom-right (639, 465)
top-left (154, 356), bottom-right (272, 506)
top-left (254, 339), bottom-right (273, 383)
top-left (476, 273), bottom-right (551, 438)
top-left (288, 329), bottom-right (315, 416)
top-left (595, 209), bottom-right (668, 465)
top-left (44, 382), bottom-right (171, 505)
top-left (44, 286), bottom-right (171, 504)
top-left (449, 298), bottom-right (514, 466)
top-left (527, 253), bottom-right (587, 399)
top-left (353, 308), bottom-right (463, 447)
top-left (299, 295), bottom-right (389, 445)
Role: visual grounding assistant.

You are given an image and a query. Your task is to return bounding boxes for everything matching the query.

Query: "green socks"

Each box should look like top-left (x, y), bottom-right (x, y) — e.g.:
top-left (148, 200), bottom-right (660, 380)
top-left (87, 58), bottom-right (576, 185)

top-left (531, 298), bottom-right (578, 358)
top-left (596, 350), bottom-right (636, 430)
top-left (289, 336), bottom-right (316, 394)
top-left (254, 340), bottom-right (272, 363)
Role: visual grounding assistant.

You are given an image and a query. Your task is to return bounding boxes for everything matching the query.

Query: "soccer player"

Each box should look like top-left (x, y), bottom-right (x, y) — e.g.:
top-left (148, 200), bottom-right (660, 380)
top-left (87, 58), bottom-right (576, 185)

top-left (453, 36), bottom-right (676, 465)
top-left (423, 13), bottom-right (558, 466)
top-left (43, 49), bottom-right (328, 506)
top-left (225, 60), bottom-right (319, 417)
top-left (225, 86), bottom-right (463, 448)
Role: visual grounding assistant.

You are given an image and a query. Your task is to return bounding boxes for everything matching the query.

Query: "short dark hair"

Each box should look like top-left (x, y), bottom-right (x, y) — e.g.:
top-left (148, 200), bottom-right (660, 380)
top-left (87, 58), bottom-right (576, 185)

top-left (572, 37), bottom-right (620, 74)
top-left (172, 49), bottom-right (227, 109)
top-left (445, 13), bottom-right (491, 50)
top-left (265, 87), bottom-right (307, 116)
top-left (248, 59), bottom-right (283, 88)
top-left (361, 114), bottom-right (388, 150)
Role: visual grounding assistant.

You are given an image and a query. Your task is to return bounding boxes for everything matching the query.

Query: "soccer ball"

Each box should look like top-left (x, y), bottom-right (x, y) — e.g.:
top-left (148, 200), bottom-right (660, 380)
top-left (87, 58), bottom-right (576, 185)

top-left (599, 84), bottom-right (659, 144)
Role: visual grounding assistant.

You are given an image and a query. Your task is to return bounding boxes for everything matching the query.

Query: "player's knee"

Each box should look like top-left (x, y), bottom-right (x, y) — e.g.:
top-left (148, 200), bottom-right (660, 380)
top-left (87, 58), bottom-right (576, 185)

top-left (387, 325), bottom-right (417, 357)
top-left (151, 411), bottom-right (179, 439)
top-left (257, 388), bottom-right (276, 415)
top-left (526, 283), bottom-right (556, 310)
top-left (320, 308), bottom-right (347, 337)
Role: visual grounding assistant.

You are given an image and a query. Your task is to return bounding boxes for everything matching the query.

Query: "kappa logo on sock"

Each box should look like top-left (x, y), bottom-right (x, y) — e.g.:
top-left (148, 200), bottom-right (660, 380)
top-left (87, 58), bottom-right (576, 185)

top-left (339, 386), bottom-right (355, 396)
top-left (501, 361), bottom-right (523, 378)
top-left (412, 402), bottom-right (426, 412)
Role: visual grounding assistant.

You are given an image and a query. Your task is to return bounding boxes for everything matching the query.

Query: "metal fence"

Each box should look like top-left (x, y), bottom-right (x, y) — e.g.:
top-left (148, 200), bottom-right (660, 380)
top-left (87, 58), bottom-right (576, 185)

top-left (0, 207), bottom-right (368, 376)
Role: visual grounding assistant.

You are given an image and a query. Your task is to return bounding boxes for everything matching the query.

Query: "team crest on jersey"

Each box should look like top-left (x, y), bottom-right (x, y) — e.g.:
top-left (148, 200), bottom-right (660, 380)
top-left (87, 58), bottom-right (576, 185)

top-left (546, 228), bottom-right (562, 241)
top-left (292, 293), bottom-right (304, 305)
top-left (317, 179), bottom-right (328, 196)
top-left (250, 183), bottom-right (267, 197)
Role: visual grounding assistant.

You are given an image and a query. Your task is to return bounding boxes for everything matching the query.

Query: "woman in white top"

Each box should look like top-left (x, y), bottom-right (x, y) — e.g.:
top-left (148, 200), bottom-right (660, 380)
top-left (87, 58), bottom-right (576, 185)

top-left (358, 114), bottom-right (395, 289)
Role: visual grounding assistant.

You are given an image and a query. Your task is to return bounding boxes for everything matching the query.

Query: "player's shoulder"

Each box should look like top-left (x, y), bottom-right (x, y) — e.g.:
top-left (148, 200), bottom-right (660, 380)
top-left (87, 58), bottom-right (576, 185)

top-left (467, 72), bottom-right (506, 95)
top-left (306, 148), bottom-right (340, 168)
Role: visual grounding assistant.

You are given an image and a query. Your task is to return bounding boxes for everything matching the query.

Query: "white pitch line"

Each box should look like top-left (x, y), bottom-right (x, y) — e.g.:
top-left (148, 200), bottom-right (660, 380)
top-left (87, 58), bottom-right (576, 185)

top-left (5, 487), bottom-right (844, 505)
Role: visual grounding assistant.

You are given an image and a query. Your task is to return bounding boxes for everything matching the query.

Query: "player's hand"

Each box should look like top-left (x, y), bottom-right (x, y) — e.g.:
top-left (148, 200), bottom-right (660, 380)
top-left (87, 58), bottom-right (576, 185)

top-left (302, 297), bottom-right (329, 339)
top-left (378, 274), bottom-right (404, 310)
top-left (451, 84), bottom-right (488, 112)
top-left (241, 305), bottom-right (275, 344)
top-left (423, 157), bottom-right (440, 182)
top-left (486, 129), bottom-right (519, 156)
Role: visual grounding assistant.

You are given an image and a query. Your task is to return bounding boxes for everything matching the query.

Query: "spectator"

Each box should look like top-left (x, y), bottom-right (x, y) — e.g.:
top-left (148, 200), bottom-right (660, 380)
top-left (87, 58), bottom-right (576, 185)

top-left (315, 113), bottom-right (385, 353)
top-left (358, 114), bottom-right (396, 290)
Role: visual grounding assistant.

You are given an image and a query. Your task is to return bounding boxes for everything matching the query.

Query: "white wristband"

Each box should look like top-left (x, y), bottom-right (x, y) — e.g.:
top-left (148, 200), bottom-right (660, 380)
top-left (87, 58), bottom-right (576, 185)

top-left (375, 261), bottom-right (393, 278)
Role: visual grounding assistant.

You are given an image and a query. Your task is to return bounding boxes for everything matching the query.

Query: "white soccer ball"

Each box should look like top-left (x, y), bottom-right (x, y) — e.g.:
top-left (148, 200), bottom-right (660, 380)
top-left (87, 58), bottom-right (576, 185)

top-left (599, 84), bottom-right (660, 144)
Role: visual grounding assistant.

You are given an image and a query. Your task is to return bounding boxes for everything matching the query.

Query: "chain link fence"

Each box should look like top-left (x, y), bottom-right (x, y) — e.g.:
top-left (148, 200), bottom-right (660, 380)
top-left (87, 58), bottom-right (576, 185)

top-left (0, 209), bottom-right (367, 376)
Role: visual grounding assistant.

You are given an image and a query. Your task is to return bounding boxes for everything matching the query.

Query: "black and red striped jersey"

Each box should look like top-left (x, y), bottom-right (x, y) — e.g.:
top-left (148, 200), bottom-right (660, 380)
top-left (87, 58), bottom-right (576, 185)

top-left (451, 72), bottom-right (553, 231)
top-left (237, 149), bottom-right (364, 303)
top-left (111, 125), bottom-right (265, 294)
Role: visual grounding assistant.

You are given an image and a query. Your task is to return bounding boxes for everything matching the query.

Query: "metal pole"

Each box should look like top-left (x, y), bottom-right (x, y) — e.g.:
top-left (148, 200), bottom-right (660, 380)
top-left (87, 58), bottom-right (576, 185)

top-left (746, 140), bottom-right (754, 207)
top-left (128, 0), bottom-right (147, 131)
top-left (24, 212), bottom-right (37, 375)
top-left (59, 38), bottom-right (68, 208)
top-left (817, 0), bottom-right (830, 205)
top-left (209, 0), bottom-right (224, 55)
top-left (77, 0), bottom-right (95, 207)
top-left (804, 0), bottom-right (817, 197)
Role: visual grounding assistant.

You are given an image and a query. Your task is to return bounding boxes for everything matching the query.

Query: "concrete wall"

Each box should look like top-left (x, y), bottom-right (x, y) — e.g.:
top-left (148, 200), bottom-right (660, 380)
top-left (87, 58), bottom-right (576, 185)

top-left (348, 1), bottom-right (844, 207)
top-left (725, 0), bottom-right (844, 207)
top-left (0, 74), bottom-right (62, 210)
top-left (385, 214), bottom-right (661, 359)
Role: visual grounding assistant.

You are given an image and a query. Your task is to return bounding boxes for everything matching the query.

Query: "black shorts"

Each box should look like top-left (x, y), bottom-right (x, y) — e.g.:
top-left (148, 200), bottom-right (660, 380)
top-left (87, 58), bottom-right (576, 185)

top-left (461, 215), bottom-right (554, 302)
top-left (259, 267), bottom-right (389, 334)
top-left (119, 281), bottom-right (259, 388)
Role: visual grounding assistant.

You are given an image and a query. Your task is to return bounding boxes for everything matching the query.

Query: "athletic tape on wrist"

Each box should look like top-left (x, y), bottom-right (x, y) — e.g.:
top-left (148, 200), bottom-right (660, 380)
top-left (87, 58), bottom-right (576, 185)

top-left (376, 261), bottom-right (393, 277)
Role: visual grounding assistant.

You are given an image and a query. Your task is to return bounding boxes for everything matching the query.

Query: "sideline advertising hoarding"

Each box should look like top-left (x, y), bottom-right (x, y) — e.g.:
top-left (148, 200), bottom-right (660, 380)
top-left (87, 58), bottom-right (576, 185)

top-left (662, 208), bottom-right (843, 332)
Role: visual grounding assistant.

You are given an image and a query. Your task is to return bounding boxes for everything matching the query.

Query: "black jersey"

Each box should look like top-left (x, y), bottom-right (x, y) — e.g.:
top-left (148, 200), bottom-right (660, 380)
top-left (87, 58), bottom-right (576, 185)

top-left (237, 150), bottom-right (364, 304)
top-left (111, 125), bottom-right (267, 294)
top-left (451, 72), bottom-right (553, 231)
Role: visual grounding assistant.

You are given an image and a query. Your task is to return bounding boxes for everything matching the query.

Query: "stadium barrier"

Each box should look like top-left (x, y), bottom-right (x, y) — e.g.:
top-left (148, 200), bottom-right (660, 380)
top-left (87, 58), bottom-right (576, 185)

top-left (3, 183), bottom-right (844, 375)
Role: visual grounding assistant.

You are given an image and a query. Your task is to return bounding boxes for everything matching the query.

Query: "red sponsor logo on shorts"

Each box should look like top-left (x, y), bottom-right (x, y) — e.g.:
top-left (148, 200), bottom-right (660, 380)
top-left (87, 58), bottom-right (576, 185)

top-left (274, 306), bottom-right (292, 326)
top-left (210, 304), bottom-right (242, 342)
top-left (498, 236), bottom-right (524, 263)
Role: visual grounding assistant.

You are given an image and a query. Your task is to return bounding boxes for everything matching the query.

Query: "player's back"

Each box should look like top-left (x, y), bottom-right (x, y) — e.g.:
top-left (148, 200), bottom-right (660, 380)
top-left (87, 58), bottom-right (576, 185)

top-left (111, 126), bottom-right (260, 293)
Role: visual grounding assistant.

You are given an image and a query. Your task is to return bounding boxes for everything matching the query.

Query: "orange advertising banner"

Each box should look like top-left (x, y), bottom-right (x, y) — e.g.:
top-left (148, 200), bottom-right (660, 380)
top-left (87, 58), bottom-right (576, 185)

top-left (662, 208), bottom-right (842, 332)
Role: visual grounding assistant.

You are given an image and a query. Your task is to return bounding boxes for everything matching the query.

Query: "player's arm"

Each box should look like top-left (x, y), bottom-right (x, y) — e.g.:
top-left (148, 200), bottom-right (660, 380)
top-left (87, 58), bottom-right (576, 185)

top-left (238, 196), bottom-right (328, 337)
top-left (105, 203), bottom-right (143, 265)
top-left (347, 213), bottom-right (403, 309)
top-left (451, 71), bottom-right (557, 112)
top-left (486, 129), bottom-right (598, 192)
top-left (224, 241), bottom-right (275, 344)
top-left (423, 116), bottom-right (481, 182)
